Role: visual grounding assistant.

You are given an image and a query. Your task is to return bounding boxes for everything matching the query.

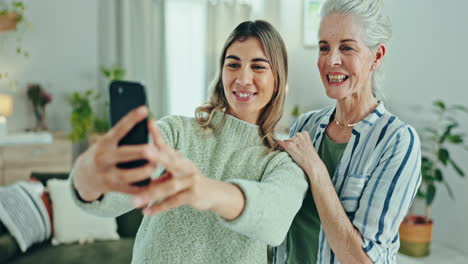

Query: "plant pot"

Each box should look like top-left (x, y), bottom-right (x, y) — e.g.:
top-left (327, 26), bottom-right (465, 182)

top-left (0, 12), bottom-right (20, 32)
top-left (398, 214), bottom-right (433, 257)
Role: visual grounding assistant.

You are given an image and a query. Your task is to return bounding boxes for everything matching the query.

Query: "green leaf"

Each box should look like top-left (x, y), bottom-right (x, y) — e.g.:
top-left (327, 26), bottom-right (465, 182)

top-left (439, 123), bottom-right (458, 144)
top-left (434, 100), bottom-right (446, 111)
top-left (438, 148), bottom-right (449, 165)
top-left (13, 1), bottom-right (25, 11)
top-left (426, 184), bottom-right (436, 206)
top-left (93, 118), bottom-right (110, 133)
top-left (434, 168), bottom-right (443, 181)
top-left (443, 180), bottom-right (455, 200)
top-left (421, 156), bottom-right (432, 167)
top-left (416, 189), bottom-right (425, 198)
top-left (447, 134), bottom-right (463, 144)
top-left (449, 158), bottom-right (465, 177)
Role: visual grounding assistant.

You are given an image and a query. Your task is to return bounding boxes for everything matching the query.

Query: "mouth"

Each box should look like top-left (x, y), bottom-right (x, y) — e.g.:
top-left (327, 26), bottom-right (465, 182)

top-left (326, 74), bottom-right (349, 84)
top-left (232, 90), bottom-right (258, 101)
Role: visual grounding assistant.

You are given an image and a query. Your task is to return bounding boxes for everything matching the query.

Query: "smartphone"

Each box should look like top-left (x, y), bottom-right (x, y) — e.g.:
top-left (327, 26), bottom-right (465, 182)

top-left (109, 80), bottom-right (151, 186)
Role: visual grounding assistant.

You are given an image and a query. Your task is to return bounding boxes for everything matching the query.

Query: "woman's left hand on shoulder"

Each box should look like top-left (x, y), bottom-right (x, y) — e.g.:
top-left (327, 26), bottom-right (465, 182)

top-left (278, 131), bottom-right (322, 176)
top-left (131, 121), bottom-right (214, 216)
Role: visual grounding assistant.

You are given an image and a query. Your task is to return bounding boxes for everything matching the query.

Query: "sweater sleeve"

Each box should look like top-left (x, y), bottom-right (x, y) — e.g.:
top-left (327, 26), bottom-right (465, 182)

top-left (218, 153), bottom-right (308, 246)
top-left (70, 115), bottom-right (180, 217)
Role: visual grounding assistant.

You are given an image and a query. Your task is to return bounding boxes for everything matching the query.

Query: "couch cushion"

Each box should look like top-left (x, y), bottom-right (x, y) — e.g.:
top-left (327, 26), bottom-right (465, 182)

top-left (0, 233), bottom-right (21, 263)
top-left (30, 172), bottom-right (143, 238)
top-left (30, 172), bottom-right (69, 186)
top-left (8, 238), bottom-right (134, 264)
top-left (0, 222), bottom-right (6, 236)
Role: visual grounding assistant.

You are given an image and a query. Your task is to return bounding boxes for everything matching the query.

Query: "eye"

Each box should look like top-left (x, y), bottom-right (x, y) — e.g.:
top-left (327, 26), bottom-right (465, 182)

top-left (226, 63), bottom-right (240, 69)
top-left (341, 46), bottom-right (353, 51)
top-left (252, 65), bottom-right (266, 70)
top-left (319, 46), bottom-right (329, 52)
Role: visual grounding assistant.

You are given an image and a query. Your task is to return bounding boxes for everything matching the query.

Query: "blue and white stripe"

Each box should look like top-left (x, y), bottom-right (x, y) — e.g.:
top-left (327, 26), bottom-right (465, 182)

top-left (288, 102), bottom-right (421, 264)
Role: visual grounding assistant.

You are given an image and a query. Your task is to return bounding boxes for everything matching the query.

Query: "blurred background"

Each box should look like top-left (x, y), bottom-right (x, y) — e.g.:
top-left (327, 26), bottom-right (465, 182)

top-left (0, 0), bottom-right (467, 263)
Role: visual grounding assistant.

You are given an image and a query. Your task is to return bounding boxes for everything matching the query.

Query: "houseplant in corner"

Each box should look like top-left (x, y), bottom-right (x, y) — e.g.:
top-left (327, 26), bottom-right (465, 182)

top-left (399, 100), bottom-right (468, 257)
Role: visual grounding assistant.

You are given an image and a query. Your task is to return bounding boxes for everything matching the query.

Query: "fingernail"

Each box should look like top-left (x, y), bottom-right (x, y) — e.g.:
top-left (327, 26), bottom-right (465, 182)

top-left (143, 208), bottom-right (151, 215)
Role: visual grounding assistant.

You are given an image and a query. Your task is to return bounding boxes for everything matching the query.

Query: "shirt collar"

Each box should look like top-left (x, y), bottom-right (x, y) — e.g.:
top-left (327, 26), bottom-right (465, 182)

top-left (316, 101), bottom-right (387, 135)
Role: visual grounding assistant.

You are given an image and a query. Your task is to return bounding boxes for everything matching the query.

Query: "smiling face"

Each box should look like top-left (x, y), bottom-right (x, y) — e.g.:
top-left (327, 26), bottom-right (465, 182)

top-left (317, 13), bottom-right (378, 100)
top-left (222, 37), bottom-right (276, 124)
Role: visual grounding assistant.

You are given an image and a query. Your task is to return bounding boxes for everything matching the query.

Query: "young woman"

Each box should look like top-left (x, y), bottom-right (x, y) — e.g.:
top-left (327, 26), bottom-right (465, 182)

top-left (71, 20), bottom-right (308, 264)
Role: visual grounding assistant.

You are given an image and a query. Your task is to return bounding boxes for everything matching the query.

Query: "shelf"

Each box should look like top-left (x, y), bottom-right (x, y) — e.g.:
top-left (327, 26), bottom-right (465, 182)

top-left (0, 132), bottom-right (53, 146)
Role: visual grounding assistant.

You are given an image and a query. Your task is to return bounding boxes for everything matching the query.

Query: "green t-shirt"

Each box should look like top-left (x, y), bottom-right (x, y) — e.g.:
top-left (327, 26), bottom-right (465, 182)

top-left (286, 132), bottom-right (347, 264)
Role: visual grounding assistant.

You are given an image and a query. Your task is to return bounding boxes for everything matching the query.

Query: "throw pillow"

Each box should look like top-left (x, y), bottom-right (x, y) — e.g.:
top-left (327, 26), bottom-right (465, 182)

top-left (0, 181), bottom-right (51, 252)
top-left (29, 177), bottom-right (54, 233)
top-left (47, 179), bottom-right (119, 245)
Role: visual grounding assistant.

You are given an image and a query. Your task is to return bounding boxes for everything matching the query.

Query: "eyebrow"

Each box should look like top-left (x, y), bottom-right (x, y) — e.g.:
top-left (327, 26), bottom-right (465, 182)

top-left (225, 55), bottom-right (270, 64)
top-left (319, 39), bottom-right (358, 44)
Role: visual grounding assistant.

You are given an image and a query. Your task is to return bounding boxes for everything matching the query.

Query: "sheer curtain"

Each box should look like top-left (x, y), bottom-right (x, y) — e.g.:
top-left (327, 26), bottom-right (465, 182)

top-left (97, 0), bottom-right (278, 117)
top-left (98, 0), bottom-right (167, 118)
top-left (205, 1), bottom-right (252, 97)
top-left (164, 0), bottom-right (207, 116)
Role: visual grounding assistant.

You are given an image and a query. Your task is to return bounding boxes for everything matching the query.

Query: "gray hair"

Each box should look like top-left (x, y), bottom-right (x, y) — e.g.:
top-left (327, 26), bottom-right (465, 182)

top-left (319, 0), bottom-right (392, 98)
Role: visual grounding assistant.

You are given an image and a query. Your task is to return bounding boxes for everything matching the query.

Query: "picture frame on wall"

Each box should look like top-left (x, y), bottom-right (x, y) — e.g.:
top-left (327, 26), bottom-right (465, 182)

top-left (303, 0), bottom-right (322, 47)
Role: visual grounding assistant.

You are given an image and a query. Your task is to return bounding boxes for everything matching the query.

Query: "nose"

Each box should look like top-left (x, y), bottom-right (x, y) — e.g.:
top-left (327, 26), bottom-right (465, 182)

top-left (327, 49), bottom-right (341, 67)
top-left (235, 68), bottom-right (253, 86)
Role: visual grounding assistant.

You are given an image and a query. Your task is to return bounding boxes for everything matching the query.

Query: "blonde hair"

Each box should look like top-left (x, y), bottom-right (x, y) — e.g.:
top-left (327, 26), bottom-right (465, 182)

top-left (195, 20), bottom-right (288, 150)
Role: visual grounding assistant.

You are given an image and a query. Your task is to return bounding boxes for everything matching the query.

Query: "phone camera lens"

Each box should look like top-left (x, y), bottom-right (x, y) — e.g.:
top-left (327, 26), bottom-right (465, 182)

top-left (118, 87), bottom-right (123, 94)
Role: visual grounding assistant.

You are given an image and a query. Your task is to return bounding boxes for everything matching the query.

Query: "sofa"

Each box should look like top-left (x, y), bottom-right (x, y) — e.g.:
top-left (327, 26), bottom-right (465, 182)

top-left (0, 172), bottom-right (143, 264)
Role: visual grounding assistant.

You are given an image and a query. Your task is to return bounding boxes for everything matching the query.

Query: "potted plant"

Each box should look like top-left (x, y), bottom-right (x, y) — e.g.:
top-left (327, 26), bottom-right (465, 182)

top-left (68, 89), bottom-right (95, 143)
top-left (399, 100), bottom-right (468, 257)
top-left (26, 83), bottom-right (53, 131)
top-left (68, 66), bottom-right (126, 144)
top-left (87, 66), bottom-right (126, 144)
top-left (0, 0), bottom-right (25, 32)
top-left (0, 0), bottom-right (29, 57)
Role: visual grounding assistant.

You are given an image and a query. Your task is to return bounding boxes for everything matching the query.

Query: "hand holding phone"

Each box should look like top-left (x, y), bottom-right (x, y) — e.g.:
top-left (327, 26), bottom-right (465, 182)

top-left (109, 80), bottom-right (151, 186)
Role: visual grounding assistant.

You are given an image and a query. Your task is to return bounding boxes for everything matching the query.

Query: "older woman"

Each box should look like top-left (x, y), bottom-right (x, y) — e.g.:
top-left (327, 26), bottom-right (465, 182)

top-left (71, 20), bottom-right (307, 264)
top-left (278, 0), bottom-right (421, 263)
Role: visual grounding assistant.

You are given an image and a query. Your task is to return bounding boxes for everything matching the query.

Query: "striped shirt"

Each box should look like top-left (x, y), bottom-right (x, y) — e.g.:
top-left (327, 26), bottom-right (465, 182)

top-left (285, 102), bottom-right (421, 264)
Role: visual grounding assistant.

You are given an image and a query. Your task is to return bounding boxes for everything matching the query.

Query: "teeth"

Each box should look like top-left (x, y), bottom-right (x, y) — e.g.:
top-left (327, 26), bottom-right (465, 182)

top-left (235, 92), bottom-right (253, 98)
top-left (328, 74), bottom-right (347, 82)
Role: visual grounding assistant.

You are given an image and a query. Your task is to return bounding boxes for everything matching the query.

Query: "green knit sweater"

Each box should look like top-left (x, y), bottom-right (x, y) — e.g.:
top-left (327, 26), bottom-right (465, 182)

top-left (70, 111), bottom-right (307, 264)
